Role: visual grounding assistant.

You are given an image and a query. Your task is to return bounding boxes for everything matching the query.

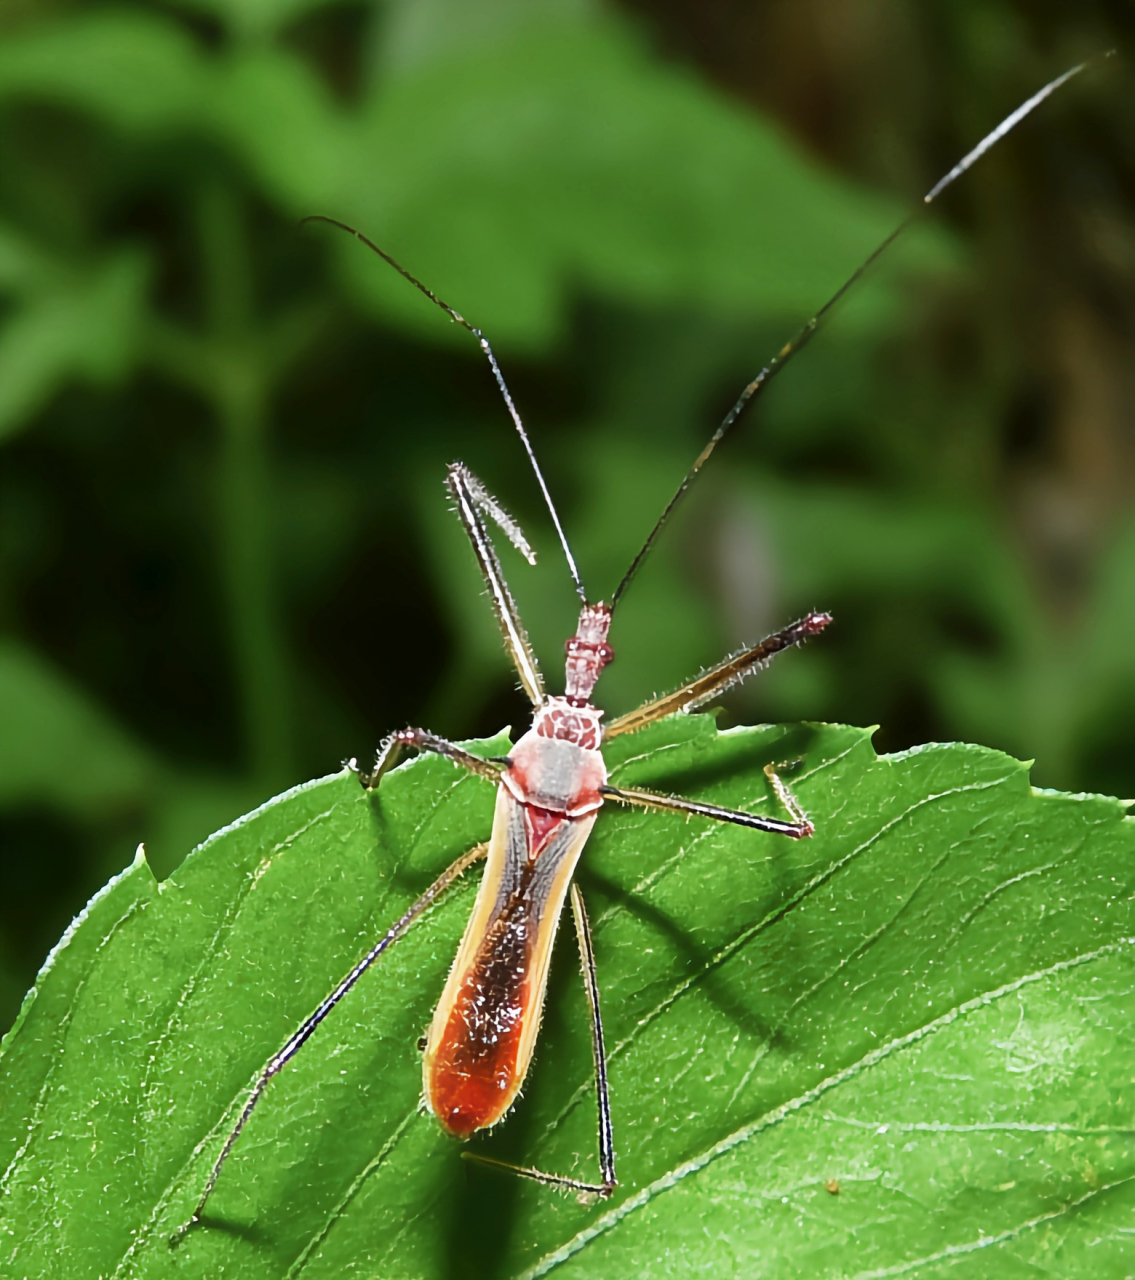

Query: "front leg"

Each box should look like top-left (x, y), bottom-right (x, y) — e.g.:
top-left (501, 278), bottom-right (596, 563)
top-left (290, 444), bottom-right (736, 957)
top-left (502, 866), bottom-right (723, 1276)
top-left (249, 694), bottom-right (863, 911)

top-left (351, 727), bottom-right (507, 790)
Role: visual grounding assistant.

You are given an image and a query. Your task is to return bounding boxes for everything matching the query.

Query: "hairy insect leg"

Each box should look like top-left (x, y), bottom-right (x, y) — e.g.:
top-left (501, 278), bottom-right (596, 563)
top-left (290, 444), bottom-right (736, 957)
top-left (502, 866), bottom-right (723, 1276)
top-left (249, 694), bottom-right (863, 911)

top-left (761, 761), bottom-right (810, 830)
top-left (603, 612), bottom-right (831, 740)
top-left (462, 883), bottom-right (617, 1202)
top-left (446, 462), bottom-right (547, 706)
top-left (171, 840), bottom-right (489, 1246)
top-left (352, 727), bottom-right (506, 790)
top-left (303, 216), bottom-right (588, 607)
top-left (601, 760), bottom-right (814, 839)
top-left (570, 883), bottom-right (617, 1194)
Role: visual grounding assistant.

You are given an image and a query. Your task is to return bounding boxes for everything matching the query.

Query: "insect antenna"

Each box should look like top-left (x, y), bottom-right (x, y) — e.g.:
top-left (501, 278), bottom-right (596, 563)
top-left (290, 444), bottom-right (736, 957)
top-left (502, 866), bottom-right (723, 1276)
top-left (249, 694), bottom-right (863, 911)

top-left (303, 214), bottom-right (588, 604)
top-left (608, 55), bottom-right (1110, 614)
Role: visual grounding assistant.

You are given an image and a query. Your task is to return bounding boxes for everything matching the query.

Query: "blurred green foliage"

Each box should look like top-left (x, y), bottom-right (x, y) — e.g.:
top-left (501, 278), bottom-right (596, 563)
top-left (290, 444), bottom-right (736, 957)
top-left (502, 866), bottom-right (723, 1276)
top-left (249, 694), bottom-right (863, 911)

top-left (0, 0), bottom-right (1132, 1032)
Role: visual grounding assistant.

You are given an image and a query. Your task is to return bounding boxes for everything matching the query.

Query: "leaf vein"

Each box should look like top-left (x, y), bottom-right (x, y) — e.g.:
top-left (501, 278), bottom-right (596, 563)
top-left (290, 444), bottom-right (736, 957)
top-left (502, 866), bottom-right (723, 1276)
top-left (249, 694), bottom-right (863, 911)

top-left (286, 1110), bottom-right (420, 1279)
top-left (136, 802), bottom-right (341, 1137)
top-left (545, 770), bottom-right (1014, 1144)
top-left (518, 937), bottom-right (1134, 1280)
top-left (849, 1173), bottom-right (1135, 1278)
top-left (0, 897), bottom-right (145, 1203)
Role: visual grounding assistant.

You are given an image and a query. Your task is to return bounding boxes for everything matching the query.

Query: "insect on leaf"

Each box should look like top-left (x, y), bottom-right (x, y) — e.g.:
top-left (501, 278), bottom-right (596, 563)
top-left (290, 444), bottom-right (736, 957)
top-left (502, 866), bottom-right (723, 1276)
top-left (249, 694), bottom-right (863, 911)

top-left (1, 718), bottom-right (1133, 1278)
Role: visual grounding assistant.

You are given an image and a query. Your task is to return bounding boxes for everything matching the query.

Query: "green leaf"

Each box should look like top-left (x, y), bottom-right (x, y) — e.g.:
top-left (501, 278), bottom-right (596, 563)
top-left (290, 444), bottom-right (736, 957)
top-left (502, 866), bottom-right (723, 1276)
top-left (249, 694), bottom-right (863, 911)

top-left (166, 0), bottom-right (346, 45)
top-left (2, 716), bottom-right (1132, 1276)
top-left (1082, 514), bottom-right (1135, 732)
top-left (0, 637), bottom-right (263, 881)
top-left (936, 512), bottom-right (1135, 783)
top-left (377, 0), bottom-right (594, 81)
top-left (0, 222), bottom-right (57, 292)
top-left (0, 12), bottom-right (355, 211)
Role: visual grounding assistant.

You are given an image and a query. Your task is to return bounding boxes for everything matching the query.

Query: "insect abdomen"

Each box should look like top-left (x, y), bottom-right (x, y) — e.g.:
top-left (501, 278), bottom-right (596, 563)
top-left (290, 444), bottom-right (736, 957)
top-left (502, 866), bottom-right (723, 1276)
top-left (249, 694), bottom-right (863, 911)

top-left (422, 787), bottom-right (597, 1136)
top-left (425, 903), bottom-right (534, 1136)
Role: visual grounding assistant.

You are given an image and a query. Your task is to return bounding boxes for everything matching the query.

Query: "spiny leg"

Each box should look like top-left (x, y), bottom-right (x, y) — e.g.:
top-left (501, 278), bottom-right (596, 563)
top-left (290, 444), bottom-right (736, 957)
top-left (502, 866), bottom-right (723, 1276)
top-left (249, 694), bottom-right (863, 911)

top-left (463, 884), bottom-right (617, 1201)
top-left (171, 840), bottom-right (489, 1245)
top-left (761, 761), bottom-right (810, 831)
top-left (352, 726), bottom-right (507, 790)
top-left (601, 760), bottom-right (813, 839)
top-left (570, 883), bottom-right (617, 1194)
top-left (445, 463), bottom-right (546, 707)
top-left (603, 612), bottom-right (831, 741)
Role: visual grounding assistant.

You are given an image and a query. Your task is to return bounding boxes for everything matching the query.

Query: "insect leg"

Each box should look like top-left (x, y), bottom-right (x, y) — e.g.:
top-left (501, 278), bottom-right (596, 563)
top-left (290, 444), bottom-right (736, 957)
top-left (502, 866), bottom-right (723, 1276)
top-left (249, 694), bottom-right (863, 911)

top-left (603, 611), bottom-right (831, 740)
top-left (460, 885), bottom-right (618, 1202)
top-left (446, 462), bottom-right (546, 707)
top-left (600, 763), bottom-right (814, 839)
top-left (352, 726), bottom-right (506, 790)
top-left (570, 882), bottom-right (617, 1194)
top-left (760, 760), bottom-right (811, 830)
top-left (171, 840), bottom-right (489, 1245)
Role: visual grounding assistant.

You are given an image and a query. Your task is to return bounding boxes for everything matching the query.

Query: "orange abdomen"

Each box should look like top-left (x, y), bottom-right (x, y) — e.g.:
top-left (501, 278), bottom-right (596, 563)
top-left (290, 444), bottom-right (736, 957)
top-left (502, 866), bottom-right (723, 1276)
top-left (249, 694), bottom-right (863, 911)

top-left (421, 785), bottom-right (599, 1138)
top-left (425, 904), bottom-right (533, 1136)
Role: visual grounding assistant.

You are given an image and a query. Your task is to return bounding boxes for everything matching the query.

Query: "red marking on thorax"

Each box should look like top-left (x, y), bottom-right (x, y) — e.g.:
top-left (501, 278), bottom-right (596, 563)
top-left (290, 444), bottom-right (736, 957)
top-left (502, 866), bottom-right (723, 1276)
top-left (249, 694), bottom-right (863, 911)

top-left (523, 805), bottom-right (564, 858)
top-left (506, 702), bottom-right (608, 816)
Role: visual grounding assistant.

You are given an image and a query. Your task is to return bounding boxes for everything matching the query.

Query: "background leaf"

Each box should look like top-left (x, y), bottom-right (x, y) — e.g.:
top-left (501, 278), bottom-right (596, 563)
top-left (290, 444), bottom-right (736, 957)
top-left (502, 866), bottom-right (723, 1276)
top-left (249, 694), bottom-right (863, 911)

top-left (0, 637), bottom-right (157, 816)
top-left (0, 247), bottom-right (148, 443)
top-left (2, 716), bottom-right (1132, 1277)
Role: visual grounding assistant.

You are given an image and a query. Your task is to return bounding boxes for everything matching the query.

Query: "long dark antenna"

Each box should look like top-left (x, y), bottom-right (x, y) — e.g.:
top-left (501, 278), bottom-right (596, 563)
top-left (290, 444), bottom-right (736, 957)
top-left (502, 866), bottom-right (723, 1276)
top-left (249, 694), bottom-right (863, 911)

top-left (609, 56), bottom-right (1109, 613)
top-left (304, 215), bottom-right (588, 604)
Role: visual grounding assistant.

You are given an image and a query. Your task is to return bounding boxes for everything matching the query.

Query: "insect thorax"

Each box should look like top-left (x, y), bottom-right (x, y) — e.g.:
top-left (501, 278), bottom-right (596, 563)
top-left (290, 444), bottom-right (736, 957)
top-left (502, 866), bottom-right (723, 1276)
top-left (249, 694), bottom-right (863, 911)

top-left (504, 699), bottom-right (606, 816)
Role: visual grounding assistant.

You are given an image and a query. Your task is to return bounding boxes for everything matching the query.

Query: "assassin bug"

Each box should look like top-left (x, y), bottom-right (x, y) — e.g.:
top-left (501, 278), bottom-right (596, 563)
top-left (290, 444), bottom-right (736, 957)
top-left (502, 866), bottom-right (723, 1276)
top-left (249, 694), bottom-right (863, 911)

top-left (174, 58), bottom-right (1099, 1239)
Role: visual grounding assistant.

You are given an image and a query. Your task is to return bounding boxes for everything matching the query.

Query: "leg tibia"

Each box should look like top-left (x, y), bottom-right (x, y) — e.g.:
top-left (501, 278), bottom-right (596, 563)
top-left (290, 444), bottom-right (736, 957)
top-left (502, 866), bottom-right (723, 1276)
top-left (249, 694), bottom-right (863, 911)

top-left (171, 840), bottom-right (488, 1245)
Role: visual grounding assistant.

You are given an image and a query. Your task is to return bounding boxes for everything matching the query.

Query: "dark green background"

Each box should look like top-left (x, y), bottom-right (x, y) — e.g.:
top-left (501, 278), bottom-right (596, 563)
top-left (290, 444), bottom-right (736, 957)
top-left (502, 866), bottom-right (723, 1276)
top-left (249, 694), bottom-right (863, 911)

top-left (0, 0), bottom-right (1132, 1032)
